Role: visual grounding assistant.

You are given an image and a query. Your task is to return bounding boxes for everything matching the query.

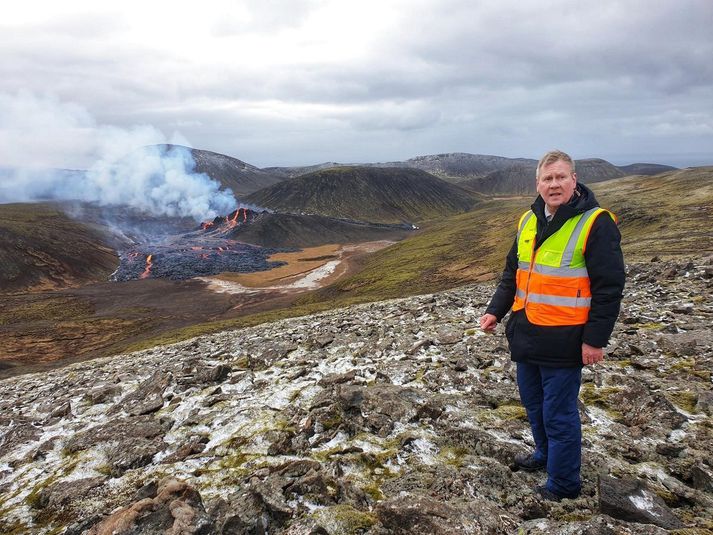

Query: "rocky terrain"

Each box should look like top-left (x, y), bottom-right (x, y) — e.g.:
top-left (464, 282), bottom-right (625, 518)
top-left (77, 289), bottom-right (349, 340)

top-left (1, 258), bottom-right (711, 534)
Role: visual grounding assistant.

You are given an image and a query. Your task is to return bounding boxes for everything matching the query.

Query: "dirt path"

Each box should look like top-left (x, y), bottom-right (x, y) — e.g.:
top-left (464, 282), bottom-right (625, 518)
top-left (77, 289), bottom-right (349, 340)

top-left (198, 240), bottom-right (394, 295)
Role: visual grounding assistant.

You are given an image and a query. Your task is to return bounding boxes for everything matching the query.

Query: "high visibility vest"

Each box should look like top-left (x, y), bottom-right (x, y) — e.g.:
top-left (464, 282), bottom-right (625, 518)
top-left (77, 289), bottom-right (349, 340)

top-left (512, 207), bottom-right (616, 326)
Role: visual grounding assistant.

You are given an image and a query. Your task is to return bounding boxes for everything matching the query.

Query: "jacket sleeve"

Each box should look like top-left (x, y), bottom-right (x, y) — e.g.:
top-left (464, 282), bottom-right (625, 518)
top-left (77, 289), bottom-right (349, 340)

top-left (583, 213), bottom-right (625, 347)
top-left (485, 238), bottom-right (518, 321)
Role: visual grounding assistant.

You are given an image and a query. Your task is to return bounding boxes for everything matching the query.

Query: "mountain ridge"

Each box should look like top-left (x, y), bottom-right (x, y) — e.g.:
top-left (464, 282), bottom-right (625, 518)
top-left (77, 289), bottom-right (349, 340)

top-left (245, 166), bottom-right (480, 224)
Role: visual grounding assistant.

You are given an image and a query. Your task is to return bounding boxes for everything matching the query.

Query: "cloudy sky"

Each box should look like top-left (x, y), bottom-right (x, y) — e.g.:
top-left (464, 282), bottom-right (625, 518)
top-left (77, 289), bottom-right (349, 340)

top-left (1, 0), bottom-right (712, 169)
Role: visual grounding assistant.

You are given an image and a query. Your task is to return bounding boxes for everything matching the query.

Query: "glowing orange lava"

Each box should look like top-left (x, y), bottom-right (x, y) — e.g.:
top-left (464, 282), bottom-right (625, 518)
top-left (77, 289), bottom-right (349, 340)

top-left (140, 254), bottom-right (153, 279)
top-left (201, 221), bottom-right (215, 230)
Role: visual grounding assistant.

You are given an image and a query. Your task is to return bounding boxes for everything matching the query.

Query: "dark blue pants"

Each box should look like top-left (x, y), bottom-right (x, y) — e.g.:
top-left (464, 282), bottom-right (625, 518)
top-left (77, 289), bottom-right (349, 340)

top-left (516, 362), bottom-right (582, 497)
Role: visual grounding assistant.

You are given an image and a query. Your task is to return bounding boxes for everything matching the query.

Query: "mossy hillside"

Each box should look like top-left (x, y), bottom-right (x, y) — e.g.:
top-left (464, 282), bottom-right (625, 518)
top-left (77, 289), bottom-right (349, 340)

top-left (592, 166), bottom-right (713, 260)
top-left (0, 294), bottom-right (94, 325)
top-left (244, 166), bottom-right (480, 225)
top-left (0, 202), bottom-right (118, 293)
top-left (8, 167), bottom-right (712, 372)
top-left (122, 167), bottom-right (713, 355)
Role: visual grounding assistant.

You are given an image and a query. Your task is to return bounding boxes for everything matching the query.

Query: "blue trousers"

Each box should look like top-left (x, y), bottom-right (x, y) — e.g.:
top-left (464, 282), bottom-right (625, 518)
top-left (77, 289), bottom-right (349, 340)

top-left (516, 362), bottom-right (582, 497)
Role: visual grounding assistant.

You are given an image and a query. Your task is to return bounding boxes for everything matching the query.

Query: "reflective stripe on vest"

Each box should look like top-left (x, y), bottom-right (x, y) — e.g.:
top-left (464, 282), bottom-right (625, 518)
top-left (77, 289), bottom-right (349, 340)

top-left (512, 207), bottom-right (614, 326)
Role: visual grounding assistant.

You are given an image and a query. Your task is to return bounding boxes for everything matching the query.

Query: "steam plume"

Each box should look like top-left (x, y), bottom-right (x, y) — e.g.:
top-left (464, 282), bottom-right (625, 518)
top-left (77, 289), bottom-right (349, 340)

top-left (0, 92), bottom-right (237, 220)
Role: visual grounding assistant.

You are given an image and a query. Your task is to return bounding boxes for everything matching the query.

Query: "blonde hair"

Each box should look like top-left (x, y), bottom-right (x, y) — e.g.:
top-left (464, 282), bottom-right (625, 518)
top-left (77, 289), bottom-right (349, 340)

top-left (536, 150), bottom-right (575, 179)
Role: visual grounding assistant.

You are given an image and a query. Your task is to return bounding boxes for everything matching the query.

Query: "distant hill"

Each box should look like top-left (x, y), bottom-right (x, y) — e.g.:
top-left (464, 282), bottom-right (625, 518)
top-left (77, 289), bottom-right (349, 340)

top-left (158, 145), bottom-right (284, 197)
top-left (261, 162), bottom-right (342, 180)
top-left (264, 153), bottom-right (536, 183)
top-left (387, 153), bottom-right (536, 182)
top-left (224, 211), bottom-right (412, 248)
top-left (245, 166), bottom-right (479, 224)
top-left (0, 203), bottom-right (118, 293)
top-left (264, 154), bottom-right (680, 194)
top-left (617, 163), bottom-right (678, 175)
top-left (461, 158), bottom-right (634, 195)
top-left (299, 166), bottom-right (713, 305)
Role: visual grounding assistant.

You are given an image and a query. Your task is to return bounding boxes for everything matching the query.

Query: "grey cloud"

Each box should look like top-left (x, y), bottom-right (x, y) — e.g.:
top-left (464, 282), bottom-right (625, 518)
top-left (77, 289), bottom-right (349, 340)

top-left (0, 0), bottom-right (711, 169)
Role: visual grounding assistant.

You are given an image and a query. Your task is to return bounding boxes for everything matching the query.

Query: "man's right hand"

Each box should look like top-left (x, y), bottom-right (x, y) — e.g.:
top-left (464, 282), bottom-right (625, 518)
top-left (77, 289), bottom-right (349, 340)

top-left (479, 313), bottom-right (497, 333)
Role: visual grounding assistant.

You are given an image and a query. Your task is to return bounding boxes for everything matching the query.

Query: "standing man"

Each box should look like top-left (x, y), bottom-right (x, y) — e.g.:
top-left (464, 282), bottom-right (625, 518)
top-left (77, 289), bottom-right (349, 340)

top-left (479, 150), bottom-right (625, 501)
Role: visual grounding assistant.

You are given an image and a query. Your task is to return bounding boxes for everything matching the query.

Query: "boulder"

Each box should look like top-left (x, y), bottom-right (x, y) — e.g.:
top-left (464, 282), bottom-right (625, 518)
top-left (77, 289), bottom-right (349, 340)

top-left (598, 475), bottom-right (684, 530)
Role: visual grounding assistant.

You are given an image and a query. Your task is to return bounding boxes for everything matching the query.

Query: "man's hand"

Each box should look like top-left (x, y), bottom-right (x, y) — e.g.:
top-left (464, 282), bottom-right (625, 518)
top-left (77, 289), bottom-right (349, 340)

top-left (480, 313), bottom-right (497, 333)
top-left (582, 343), bottom-right (604, 365)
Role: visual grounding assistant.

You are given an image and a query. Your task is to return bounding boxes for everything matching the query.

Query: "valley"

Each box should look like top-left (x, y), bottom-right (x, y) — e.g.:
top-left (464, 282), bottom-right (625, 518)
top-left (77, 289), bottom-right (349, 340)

top-left (1, 151), bottom-right (711, 382)
top-left (1, 147), bottom-right (712, 533)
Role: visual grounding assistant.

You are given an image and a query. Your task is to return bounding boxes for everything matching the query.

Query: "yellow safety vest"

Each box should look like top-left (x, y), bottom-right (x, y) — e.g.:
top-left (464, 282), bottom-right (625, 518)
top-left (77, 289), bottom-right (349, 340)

top-left (512, 207), bottom-right (616, 326)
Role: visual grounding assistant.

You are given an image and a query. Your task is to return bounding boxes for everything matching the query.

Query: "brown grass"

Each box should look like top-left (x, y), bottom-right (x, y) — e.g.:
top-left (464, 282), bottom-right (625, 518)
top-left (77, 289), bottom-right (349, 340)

top-left (214, 244), bottom-right (342, 287)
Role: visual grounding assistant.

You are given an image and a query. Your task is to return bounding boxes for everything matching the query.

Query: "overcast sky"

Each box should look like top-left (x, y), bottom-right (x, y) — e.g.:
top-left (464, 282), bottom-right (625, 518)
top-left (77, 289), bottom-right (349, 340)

top-left (1, 0), bottom-right (712, 169)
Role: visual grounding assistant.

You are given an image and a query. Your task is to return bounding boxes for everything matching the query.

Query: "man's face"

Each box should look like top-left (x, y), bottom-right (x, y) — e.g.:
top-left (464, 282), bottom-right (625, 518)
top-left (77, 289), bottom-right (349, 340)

top-left (536, 159), bottom-right (577, 214)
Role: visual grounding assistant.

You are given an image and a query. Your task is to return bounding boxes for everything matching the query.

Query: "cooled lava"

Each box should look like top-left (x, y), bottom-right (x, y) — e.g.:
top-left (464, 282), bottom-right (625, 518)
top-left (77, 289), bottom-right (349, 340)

top-left (113, 208), bottom-right (288, 281)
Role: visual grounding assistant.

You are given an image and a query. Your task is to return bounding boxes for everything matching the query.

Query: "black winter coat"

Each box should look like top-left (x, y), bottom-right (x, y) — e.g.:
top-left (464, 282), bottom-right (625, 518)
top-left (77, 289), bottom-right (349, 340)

top-left (485, 183), bottom-right (625, 367)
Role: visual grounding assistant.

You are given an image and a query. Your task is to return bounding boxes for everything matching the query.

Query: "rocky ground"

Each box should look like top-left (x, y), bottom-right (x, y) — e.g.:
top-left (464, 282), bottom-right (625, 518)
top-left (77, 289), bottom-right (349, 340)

top-left (0, 257), bottom-right (711, 534)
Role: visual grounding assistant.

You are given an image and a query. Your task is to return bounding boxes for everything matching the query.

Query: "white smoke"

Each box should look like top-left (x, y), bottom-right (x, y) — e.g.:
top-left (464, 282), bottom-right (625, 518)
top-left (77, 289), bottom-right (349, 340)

top-left (0, 92), bottom-right (237, 221)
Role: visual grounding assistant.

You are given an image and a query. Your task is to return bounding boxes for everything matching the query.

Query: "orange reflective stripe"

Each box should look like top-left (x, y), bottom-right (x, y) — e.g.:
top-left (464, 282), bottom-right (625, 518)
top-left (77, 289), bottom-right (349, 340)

top-left (520, 302), bottom-right (590, 326)
top-left (525, 272), bottom-right (591, 298)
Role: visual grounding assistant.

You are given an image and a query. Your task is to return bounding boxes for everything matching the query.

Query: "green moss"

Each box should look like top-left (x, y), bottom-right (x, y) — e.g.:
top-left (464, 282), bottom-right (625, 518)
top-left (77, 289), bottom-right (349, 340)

top-left (669, 359), bottom-right (711, 381)
top-left (233, 356), bottom-right (250, 368)
top-left (493, 404), bottom-right (527, 421)
top-left (580, 384), bottom-right (624, 420)
top-left (413, 366), bottom-right (427, 383)
top-left (671, 525), bottom-right (713, 534)
top-left (315, 504), bottom-right (377, 535)
top-left (358, 449), bottom-right (398, 476)
top-left (361, 481), bottom-right (384, 501)
top-left (439, 445), bottom-right (469, 468)
top-left (637, 322), bottom-right (664, 330)
top-left (321, 409), bottom-right (344, 431)
top-left (0, 522), bottom-right (32, 535)
top-left (667, 391), bottom-right (699, 414)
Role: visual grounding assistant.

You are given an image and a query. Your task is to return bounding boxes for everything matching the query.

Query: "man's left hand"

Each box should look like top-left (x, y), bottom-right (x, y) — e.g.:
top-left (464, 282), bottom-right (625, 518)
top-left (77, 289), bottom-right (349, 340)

top-left (582, 343), bottom-right (604, 366)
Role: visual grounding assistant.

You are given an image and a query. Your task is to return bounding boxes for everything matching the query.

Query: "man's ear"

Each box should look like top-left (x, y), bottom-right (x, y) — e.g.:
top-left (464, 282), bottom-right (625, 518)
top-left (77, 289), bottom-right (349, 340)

top-left (572, 172), bottom-right (578, 184)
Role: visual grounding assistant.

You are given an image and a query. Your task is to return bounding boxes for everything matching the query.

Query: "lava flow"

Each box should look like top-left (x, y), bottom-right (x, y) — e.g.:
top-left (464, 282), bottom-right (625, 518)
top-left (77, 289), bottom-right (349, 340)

top-left (139, 254), bottom-right (153, 279)
top-left (112, 207), bottom-right (288, 282)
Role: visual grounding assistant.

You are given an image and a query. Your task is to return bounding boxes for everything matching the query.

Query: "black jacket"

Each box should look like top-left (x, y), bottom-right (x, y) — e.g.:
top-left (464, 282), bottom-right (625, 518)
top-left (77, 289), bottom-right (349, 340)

top-left (485, 183), bottom-right (625, 367)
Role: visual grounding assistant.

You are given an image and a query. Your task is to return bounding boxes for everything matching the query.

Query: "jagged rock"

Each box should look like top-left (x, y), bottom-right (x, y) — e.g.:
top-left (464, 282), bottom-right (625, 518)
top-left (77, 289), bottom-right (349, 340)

top-left (691, 464), bottom-right (713, 493)
top-left (0, 418), bottom-right (43, 452)
top-left (598, 475), bottom-right (684, 529)
top-left (108, 370), bottom-right (172, 416)
top-left (696, 390), bottom-right (713, 415)
top-left (319, 370), bottom-right (357, 386)
top-left (134, 480), bottom-right (159, 501)
top-left (36, 476), bottom-right (108, 510)
top-left (106, 436), bottom-right (167, 476)
top-left (195, 364), bottom-right (231, 384)
top-left (161, 436), bottom-right (208, 463)
top-left (307, 335), bottom-right (334, 349)
top-left (63, 414), bottom-right (167, 454)
top-left (86, 478), bottom-right (214, 534)
top-left (83, 385), bottom-right (122, 405)
top-left (50, 401), bottom-right (72, 419)
top-left (407, 339), bottom-right (433, 355)
top-left (518, 514), bottom-right (669, 534)
top-left (436, 326), bottom-right (462, 345)
top-left (376, 494), bottom-right (485, 534)
top-left (209, 491), bottom-right (270, 534)
top-left (1, 259), bottom-right (712, 533)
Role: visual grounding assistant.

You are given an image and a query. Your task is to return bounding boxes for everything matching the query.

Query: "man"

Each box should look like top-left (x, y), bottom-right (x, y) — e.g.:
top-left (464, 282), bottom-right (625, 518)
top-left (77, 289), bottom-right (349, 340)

top-left (479, 150), bottom-right (625, 501)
